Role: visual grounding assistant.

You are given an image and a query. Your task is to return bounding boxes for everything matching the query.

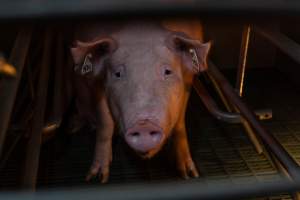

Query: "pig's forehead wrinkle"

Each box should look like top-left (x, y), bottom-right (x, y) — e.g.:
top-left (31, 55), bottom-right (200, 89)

top-left (113, 43), bottom-right (174, 66)
top-left (116, 22), bottom-right (164, 37)
top-left (115, 25), bottom-right (166, 45)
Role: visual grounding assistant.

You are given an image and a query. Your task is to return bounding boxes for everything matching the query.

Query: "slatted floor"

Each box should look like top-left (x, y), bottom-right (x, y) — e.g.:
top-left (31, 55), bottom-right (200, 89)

top-left (1, 68), bottom-right (300, 199)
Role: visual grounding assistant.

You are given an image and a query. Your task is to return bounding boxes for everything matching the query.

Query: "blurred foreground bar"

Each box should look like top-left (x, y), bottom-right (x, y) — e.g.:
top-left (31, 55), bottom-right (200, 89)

top-left (1, 178), bottom-right (300, 200)
top-left (1, 0), bottom-right (300, 19)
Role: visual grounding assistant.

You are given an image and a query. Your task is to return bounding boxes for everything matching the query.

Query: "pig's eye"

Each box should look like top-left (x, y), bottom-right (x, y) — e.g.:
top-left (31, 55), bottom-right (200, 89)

top-left (161, 64), bottom-right (174, 79)
top-left (114, 71), bottom-right (121, 78)
top-left (164, 69), bottom-right (172, 76)
top-left (112, 64), bottom-right (125, 79)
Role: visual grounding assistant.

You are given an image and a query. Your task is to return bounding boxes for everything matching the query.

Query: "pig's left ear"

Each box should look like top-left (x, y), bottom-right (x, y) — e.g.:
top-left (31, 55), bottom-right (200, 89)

top-left (167, 34), bottom-right (211, 74)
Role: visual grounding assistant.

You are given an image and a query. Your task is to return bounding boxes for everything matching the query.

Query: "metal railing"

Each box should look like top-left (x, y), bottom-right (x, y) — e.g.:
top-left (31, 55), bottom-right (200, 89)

top-left (1, 2), bottom-right (300, 199)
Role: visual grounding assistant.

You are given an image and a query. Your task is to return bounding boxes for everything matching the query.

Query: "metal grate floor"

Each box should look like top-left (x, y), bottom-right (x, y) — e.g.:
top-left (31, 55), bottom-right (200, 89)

top-left (1, 68), bottom-right (300, 199)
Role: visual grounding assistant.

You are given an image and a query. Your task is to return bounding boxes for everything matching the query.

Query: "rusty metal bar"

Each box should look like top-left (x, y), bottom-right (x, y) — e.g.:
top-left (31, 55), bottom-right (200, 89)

top-left (236, 25), bottom-right (251, 97)
top-left (20, 29), bottom-right (52, 190)
top-left (0, 27), bottom-right (32, 158)
top-left (207, 61), bottom-right (300, 180)
top-left (253, 26), bottom-right (300, 65)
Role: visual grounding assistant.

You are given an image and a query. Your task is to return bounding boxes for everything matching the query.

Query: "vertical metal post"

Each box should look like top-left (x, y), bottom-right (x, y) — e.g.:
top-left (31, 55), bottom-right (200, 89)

top-left (236, 24), bottom-right (298, 200)
top-left (236, 25), bottom-right (251, 97)
top-left (0, 27), bottom-right (32, 157)
top-left (20, 29), bottom-right (52, 190)
top-left (234, 24), bottom-right (264, 153)
top-left (45, 31), bottom-right (64, 130)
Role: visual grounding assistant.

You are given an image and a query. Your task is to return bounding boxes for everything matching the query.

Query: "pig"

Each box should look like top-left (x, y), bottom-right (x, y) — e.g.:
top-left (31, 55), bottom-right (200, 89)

top-left (70, 19), bottom-right (211, 183)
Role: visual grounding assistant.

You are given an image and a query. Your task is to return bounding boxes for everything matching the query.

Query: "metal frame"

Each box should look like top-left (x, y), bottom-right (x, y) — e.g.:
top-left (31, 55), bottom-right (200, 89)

top-left (1, 3), bottom-right (300, 199)
top-left (1, 177), bottom-right (300, 200)
top-left (206, 61), bottom-right (300, 180)
top-left (236, 24), bottom-right (251, 97)
top-left (0, 27), bottom-right (32, 157)
top-left (20, 28), bottom-right (52, 190)
top-left (253, 26), bottom-right (300, 65)
top-left (191, 23), bottom-right (300, 199)
top-left (1, 1), bottom-right (300, 19)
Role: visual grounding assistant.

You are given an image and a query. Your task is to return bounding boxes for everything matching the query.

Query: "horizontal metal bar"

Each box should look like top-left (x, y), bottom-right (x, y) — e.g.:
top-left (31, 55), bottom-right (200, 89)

top-left (0, 177), bottom-right (299, 200)
top-left (207, 61), bottom-right (300, 180)
top-left (253, 26), bottom-right (300, 65)
top-left (1, 0), bottom-right (300, 19)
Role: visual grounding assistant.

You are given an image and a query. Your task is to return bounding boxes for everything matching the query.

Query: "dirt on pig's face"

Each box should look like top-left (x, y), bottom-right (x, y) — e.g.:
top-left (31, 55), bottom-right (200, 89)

top-left (105, 29), bottom-right (188, 158)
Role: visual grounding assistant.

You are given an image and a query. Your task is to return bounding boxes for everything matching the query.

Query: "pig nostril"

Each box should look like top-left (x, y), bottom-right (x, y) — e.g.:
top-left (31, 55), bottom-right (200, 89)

top-left (130, 132), bottom-right (140, 144)
top-left (132, 132), bottom-right (140, 137)
top-left (150, 131), bottom-right (159, 136)
top-left (150, 131), bottom-right (161, 142)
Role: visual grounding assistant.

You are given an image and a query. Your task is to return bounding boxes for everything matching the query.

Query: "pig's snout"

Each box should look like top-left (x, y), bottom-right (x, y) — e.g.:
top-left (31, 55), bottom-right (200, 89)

top-left (125, 120), bottom-right (164, 154)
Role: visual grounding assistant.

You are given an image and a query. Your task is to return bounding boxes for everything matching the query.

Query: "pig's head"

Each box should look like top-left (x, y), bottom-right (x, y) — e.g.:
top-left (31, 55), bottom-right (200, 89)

top-left (71, 24), bottom-right (210, 159)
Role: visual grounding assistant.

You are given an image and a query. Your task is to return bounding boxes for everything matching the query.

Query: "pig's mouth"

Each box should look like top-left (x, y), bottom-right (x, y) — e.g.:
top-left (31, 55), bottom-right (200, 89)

top-left (124, 119), bottom-right (165, 158)
top-left (136, 140), bottom-right (168, 159)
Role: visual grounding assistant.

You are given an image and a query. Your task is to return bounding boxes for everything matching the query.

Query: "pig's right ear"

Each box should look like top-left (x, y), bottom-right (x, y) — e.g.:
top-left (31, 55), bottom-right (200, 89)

top-left (70, 38), bottom-right (117, 76)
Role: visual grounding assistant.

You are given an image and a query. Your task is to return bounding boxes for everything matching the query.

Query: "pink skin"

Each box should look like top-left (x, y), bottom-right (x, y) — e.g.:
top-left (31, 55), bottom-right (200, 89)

top-left (71, 20), bottom-right (211, 183)
top-left (125, 120), bottom-right (164, 154)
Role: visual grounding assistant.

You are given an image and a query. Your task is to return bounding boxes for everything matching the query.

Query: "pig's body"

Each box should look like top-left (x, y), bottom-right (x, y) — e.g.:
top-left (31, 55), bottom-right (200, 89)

top-left (71, 20), bottom-right (210, 183)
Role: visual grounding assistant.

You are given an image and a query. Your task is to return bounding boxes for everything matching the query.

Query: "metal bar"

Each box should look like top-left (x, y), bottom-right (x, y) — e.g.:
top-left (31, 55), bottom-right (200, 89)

top-left (238, 117), bottom-right (264, 154)
top-left (0, 54), bottom-right (17, 78)
top-left (0, 27), bottom-right (32, 158)
top-left (1, 177), bottom-right (300, 200)
top-left (1, 0), bottom-right (300, 19)
top-left (193, 78), bottom-right (271, 125)
top-left (265, 150), bottom-right (299, 200)
top-left (205, 73), bottom-right (233, 112)
top-left (208, 61), bottom-right (300, 180)
top-left (193, 78), bottom-right (241, 124)
top-left (236, 25), bottom-right (251, 97)
top-left (253, 26), bottom-right (300, 65)
top-left (20, 29), bottom-right (52, 190)
top-left (44, 30), bottom-right (64, 132)
top-left (0, 131), bottom-right (23, 171)
top-left (52, 30), bottom-right (64, 125)
top-left (205, 70), bottom-right (264, 154)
